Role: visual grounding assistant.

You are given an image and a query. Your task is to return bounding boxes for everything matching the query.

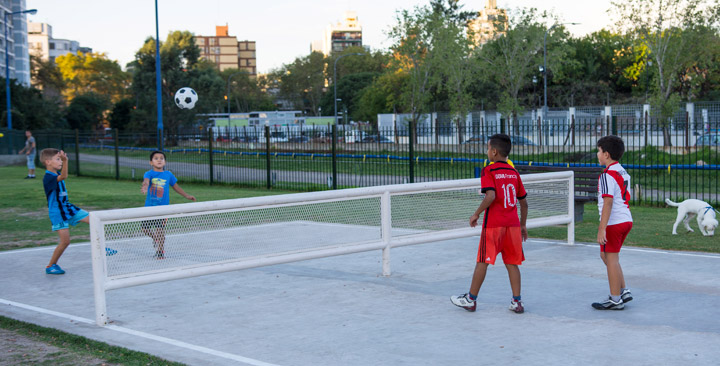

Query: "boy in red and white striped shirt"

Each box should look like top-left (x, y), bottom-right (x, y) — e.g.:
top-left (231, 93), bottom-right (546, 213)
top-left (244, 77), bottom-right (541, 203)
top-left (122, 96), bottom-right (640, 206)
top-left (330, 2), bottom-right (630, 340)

top-left (593, 135), bottom-right (634, 310)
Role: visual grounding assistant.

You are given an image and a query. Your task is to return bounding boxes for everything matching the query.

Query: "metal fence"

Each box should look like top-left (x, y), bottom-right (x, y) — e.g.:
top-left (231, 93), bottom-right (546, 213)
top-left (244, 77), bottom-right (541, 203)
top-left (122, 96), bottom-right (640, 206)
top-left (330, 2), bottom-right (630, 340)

top-left (1, 105), bottom-right (719, 205)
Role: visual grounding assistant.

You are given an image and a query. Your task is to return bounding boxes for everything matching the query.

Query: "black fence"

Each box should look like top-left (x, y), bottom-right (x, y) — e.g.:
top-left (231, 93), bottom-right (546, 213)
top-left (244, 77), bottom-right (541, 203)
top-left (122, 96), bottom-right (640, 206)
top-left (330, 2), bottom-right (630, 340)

top-left (2, 118), bottom-right (718, 205)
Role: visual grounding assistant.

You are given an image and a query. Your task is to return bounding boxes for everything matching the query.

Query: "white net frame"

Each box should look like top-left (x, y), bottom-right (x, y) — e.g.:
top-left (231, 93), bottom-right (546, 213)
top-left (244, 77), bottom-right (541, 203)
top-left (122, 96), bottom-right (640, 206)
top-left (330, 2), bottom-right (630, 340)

top-left (90, 171), bottom-right (574, 325)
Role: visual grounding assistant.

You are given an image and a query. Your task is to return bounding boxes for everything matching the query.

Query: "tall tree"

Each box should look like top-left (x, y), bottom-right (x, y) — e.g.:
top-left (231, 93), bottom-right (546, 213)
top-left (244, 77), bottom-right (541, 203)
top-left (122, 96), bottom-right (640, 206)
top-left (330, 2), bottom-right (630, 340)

top-left (476, 8), bottom-right (562, 133)
top-left (30, 55), bottom-right (65, 102)
top-left (128, 31), bottom-right (225, 133)
top-left (611, 0), bottom-right (720, 145)
top-left (388, 5), bottom-right (437, 132)
top-left (55, 52), bottom-right (130, 104)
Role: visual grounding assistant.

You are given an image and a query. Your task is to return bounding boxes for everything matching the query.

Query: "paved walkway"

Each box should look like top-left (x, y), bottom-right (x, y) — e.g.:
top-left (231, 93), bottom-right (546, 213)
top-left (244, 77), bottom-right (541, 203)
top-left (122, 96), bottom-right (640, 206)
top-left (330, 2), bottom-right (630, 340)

top-left (1, 237), bottom-right (719, 366)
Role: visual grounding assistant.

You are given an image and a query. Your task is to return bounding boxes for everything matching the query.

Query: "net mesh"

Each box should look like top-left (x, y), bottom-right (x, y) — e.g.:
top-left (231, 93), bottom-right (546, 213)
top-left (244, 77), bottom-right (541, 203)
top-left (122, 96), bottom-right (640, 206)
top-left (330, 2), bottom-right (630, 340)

top-left (100, 177), bottom-right (570, 278)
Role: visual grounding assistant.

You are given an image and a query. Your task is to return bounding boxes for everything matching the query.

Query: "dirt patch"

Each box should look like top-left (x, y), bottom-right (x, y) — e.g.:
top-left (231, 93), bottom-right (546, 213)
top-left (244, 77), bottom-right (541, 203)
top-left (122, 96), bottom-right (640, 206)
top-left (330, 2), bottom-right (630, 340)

top-left (0, 235), bottom-right (89, 252)
top-left (0, 328), bottom-right (112, 366)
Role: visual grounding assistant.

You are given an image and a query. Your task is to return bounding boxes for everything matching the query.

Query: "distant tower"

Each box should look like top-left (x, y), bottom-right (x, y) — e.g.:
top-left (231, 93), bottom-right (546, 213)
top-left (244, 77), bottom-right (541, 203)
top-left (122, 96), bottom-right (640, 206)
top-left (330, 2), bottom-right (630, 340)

top-left (468, 0), bottom-right (508, 46)
top-left (312, 11), bottom-right (363, 56)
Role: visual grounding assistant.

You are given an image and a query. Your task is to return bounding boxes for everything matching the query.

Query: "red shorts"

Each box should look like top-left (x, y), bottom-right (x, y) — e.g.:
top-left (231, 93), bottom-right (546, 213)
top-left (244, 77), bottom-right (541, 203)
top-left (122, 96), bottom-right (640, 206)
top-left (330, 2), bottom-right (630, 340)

top-left (602, 222), bottom-right (633, 253)
top-left (477, 226), bottom-right (525, 265)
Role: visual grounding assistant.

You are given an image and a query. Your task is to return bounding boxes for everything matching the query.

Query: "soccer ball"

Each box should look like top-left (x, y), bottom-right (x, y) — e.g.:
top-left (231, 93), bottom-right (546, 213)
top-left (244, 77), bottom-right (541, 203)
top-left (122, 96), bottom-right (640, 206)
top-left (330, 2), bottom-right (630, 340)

top-left (174, 87), bottom-right (198, 109)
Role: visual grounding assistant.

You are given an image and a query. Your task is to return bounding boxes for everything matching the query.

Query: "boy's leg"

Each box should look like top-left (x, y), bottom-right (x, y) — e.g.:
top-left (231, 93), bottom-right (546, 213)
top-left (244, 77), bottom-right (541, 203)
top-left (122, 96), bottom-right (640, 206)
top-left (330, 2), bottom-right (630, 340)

top-left (603, 252), bottom-right (623, 296)
top-left (48, 229), bottom-right (71, 266)
top-left (505, 264), bottom-right (521, 297)
top-left (600, 251), bottom-right (625, 290)
top-left (469, 262), bottom-right (490, 296)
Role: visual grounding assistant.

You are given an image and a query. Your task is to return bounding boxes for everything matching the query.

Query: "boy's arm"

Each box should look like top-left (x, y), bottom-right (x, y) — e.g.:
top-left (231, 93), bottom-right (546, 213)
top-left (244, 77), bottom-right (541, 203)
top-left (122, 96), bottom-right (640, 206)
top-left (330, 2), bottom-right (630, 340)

top-left (470, 190), bottom-right (495, 227)
top-left (141, 178), bottom-right (150, 194)
top-left (597, 196), bottom-right (613, 245)
top-left (172, 183), bottom-right (196, 201)
top-left (519, 197), bottom-right (528, 241)
top-left (57, 151), bottom-right (68, 182)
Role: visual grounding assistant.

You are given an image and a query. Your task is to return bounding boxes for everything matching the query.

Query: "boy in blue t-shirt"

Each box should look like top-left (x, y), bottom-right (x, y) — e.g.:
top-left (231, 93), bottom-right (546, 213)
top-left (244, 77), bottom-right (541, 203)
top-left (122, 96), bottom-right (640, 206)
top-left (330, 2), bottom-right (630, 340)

top-left (141, 151), bottom-right (196, 258)
top-left (40, 149), bottom-right (116, 275)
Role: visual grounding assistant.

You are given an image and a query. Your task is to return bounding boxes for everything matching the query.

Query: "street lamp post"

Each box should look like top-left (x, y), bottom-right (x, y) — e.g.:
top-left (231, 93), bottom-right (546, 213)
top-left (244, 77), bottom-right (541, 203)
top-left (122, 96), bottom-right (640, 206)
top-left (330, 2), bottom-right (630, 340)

top-left (333, 52), bottom-right (363, 125)
top-left (5, 8), bottom-right (36, 152)
top-left (154, 0), bottom-right (163, 151)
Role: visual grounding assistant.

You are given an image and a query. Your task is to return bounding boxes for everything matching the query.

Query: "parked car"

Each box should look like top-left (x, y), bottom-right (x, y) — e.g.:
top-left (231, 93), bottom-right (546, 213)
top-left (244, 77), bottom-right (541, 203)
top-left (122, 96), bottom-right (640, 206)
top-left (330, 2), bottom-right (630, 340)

top-left (360, 135), bottom-right (393, 143)
top-left (461, 135), bottom-right (488, 144)
top-left (288, 136), bottom-right (310, 143)
top-left (233, 136), bottom-right (258, 143)
top-left (695, 134), bottom-right (720, 146)
top-left (268, 131), bottom-right (288, 143)
top-left (510, 135), bottom-right (536, 146)
top-left (216, 136), bottom-right (232, 143)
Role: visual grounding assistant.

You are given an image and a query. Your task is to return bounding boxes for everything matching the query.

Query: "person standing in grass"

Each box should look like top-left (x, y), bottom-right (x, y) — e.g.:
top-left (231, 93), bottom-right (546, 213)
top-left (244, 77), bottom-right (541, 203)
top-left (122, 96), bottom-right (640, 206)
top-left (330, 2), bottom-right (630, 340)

top-left (18, 130), bottom-right (36, 179)
top-left (593, 135), bottom-right (633, 310)
top-left (141, 151), bottom-right (195, 259)
top-left (41, 148), bottom-right (116, 275)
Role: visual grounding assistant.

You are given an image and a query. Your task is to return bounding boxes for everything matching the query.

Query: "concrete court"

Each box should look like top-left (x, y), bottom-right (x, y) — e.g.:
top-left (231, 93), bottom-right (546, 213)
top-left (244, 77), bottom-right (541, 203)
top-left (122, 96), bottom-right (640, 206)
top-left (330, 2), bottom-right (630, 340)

top-left (1, 236), bottom-right (719, 366)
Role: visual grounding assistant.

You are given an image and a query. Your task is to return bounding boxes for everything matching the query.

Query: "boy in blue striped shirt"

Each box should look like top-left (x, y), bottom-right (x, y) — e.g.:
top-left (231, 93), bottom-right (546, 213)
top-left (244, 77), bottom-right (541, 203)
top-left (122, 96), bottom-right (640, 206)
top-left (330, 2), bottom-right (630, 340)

top-left (41, 149), bottom-right (115, 275)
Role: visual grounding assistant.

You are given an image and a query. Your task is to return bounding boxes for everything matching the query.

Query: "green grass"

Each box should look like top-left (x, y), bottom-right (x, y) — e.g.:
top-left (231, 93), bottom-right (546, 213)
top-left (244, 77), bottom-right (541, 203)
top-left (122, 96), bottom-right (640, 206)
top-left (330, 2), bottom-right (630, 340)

top-left (0, 316), bottom-right (185, 365)
top-left (0, 166), bottom-right (295, 251)
top-left (3, 165), bottom-right (718, 253)
top-left (530, 202), bottom-right (720, 253)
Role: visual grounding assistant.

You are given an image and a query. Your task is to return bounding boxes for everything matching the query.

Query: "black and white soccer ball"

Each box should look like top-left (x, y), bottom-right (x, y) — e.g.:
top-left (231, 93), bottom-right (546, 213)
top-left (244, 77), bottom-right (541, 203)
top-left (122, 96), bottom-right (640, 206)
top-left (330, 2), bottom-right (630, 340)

top-left (174, 87), bottom-right (198, 109)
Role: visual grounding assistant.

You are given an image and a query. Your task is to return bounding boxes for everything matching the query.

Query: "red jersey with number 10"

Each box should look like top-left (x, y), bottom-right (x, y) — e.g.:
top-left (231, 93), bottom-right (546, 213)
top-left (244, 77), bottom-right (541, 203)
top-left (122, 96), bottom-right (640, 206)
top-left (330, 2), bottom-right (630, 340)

top-left (480, 161), bottom-right (527, 228)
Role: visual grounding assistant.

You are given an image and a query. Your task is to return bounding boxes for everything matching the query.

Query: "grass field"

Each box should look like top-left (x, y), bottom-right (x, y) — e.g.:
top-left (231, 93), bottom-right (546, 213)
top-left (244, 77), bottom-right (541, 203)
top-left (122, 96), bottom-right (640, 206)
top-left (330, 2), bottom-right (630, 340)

top-left (2, 165), bottom-right (718, 253)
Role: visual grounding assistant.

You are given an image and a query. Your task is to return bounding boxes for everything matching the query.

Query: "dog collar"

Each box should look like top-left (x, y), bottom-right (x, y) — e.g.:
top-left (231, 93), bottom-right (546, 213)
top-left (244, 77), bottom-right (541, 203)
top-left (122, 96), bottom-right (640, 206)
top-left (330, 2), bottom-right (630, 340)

top-left (704, 206), bottom-right (715, 215)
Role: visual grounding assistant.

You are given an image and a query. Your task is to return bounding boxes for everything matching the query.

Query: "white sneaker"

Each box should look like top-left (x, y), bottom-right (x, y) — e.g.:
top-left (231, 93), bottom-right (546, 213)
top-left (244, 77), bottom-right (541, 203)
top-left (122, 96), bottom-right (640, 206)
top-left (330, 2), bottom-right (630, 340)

top-left (592, 296), bottom-right (624, 310)
top-left (621, 289), bottom-right (633, 303)
top-left (509, 299), bottom-right (524, 314)
top-left (450, 293), bottom-right (476, 312)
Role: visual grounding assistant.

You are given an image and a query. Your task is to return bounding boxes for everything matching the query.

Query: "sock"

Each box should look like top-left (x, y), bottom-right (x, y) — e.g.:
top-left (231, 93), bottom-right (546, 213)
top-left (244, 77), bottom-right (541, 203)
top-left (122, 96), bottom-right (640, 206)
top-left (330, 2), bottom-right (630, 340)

top-left (513, 295), bottom-right (521, 302)
top-left (621, 288), bottom-right (627, 293)
top-left (468, 293), bottom-right (477, 301)
top-left (611, 295), bottom-right (621, 302)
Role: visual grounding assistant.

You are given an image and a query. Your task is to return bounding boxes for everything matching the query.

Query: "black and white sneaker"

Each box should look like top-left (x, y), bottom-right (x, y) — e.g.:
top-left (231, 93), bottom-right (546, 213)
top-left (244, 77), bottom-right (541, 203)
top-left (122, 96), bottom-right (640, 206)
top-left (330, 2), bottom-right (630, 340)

top-left (450, 293), bottom-right (476, 312)
top-left (592, 296), bottom-right (624, 310)
top-left (621, 289), bottom-right (633, 303)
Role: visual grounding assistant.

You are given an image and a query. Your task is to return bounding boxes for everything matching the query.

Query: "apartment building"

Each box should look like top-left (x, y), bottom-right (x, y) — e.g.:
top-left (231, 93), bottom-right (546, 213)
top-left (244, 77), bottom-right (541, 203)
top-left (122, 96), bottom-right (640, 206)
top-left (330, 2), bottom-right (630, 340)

top-left (311, 11), bottom-right (362, 56)
top-left (1, 0), bottom-right (32, 86)
top-left (28, 21), bottom-right (92, 63)
top-left (468, 0), bottom-right (508, 46)
top-left (196, 25), bottom-right (256, 76)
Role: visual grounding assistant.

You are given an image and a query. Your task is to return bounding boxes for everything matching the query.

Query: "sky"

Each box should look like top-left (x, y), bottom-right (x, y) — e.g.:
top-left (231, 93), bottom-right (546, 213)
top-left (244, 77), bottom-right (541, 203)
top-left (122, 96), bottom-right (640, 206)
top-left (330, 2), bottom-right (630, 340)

top-left (27, 0), bottom-right (614, 73)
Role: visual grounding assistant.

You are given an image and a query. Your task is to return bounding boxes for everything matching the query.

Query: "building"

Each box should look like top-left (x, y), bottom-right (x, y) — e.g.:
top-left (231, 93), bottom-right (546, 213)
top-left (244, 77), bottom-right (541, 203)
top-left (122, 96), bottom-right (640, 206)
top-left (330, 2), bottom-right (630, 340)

top-left (0, 0), bottom-right (32, 86)
top-left (195, 25), bottom-right (256, 76)
top-left (28, 21), bottom-right (92, 63)
top-left (468, 0), bottom-right (508, 46)
top-left (311, 11), bottom-right (362, 56)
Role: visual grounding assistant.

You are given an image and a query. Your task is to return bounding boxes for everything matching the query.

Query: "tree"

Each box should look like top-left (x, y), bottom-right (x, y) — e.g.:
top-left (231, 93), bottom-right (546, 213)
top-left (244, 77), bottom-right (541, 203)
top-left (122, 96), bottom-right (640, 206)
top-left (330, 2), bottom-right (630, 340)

top-left (428, 0), bottom-right (478, 137)
top-left (55, 52), bottom-right (130, 104)
top-left (0, 78), bottom-right (63, 130)
top-left (270, 51), bottom-right (327, 114)
top-left (64, 92), bottom-right (110, 130)
top-left (387, 5), bottom-right (438, 132)
top-left (611, 0), bottom-right (720, 145)
top-left (109, 98), bottom-right (135, 131)
top-left (355, 71), bottom-right (407, 126)
top-left (477, 8), bottom-right (562, 133)
top-left (222, 69), bottom-right (276, 113)
top-left (30, 55), bottom-right (64, 101)
top-left (128, 31), bottom-right (225, 133)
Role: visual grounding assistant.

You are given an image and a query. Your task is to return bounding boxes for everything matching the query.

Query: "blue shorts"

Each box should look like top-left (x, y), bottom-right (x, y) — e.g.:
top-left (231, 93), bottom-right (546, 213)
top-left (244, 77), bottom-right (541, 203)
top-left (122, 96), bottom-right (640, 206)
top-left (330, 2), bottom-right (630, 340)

top-left (27, 153), bottom-right (36, 170)
top-left (51, 209), bottom-right (89, 231)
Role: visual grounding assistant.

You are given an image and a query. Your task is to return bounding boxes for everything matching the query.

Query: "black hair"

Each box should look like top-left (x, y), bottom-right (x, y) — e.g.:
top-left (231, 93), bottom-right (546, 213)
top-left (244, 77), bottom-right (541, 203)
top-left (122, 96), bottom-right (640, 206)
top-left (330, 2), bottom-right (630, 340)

top-left (597, 135), bottom-right (625, 161)
top-left (488, 133), bottom-right (512, 157)
top-left (149, 150), bottom-right (166, 161)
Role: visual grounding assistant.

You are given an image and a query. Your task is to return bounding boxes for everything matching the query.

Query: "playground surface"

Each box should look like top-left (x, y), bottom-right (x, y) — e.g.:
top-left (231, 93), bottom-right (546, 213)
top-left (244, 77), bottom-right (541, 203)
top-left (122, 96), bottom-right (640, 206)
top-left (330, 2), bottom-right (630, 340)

top-left (1, 236), bottom-right (719, 366)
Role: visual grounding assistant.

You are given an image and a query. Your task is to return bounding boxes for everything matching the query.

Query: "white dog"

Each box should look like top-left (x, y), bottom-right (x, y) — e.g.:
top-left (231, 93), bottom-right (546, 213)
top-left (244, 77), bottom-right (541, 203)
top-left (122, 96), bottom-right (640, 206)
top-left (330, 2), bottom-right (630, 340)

top-left (665, 199), bottom-right (718, 236)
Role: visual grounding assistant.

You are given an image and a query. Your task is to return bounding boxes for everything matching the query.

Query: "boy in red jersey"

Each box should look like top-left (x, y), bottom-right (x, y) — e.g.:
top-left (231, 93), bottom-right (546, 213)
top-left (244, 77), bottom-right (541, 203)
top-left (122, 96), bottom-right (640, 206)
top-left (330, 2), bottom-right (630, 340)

top-left (592, 135), bottom-right (633, 310)
top-left (451, 134), bottom-right (529, 313)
